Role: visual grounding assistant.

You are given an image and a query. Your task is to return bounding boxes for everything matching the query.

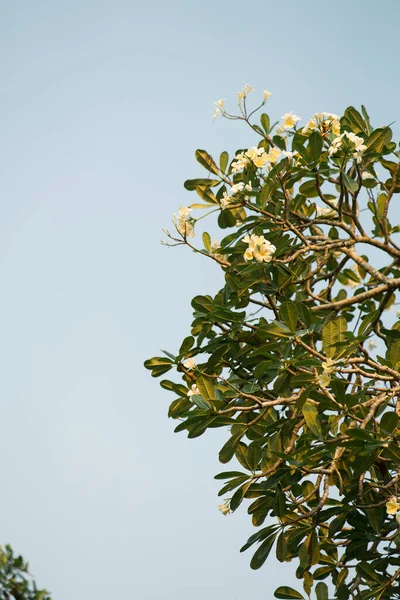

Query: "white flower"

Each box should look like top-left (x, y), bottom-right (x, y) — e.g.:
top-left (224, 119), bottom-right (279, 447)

top-left (173, 207), bottom-right (195, 237)
top-left (315, 200), bottom-right (338, 218)
top-left (243, 234), bottom-right (276, 263)
top-left (329, 131), bottom-right (366, 162)
top-left (281, 112), bottom-right (301, 129)
top-left (266, 147), bottom-right (282, 163)
top-left (183, 358), bottom-right (196, 369)
top-left (368, 339), bottom-right (377, 350)
top-left (187, 384), bottom-right (200, 397)
top-left (231, 152), bottom-right (250, 173)
top-left (238, 83), bottom-right (254, 100)
top-left (263, 90), bottom-right (272, 100)
top-left (244, 182), bottom-right (252, 192)
top-left (178, 207), bottom-right (192, 219)
top-left (221, 192), bottom-right (231, 210)
top-left (283, 151), bottom-right (298, 160)
top-left (396, 310), bottom-right (400, 319)
top-left (244, 248), bottom-right (254, 261)
top-left (236, 220), bottom-right (243, 227)
top-left (253, 153), bottom-right (269, 168)
top-left (230, 182), bottom-right (245, 195)
top-left (218, 503), bottom-right (231, 516)
top-left (318, 358), bottom-right (336, 386)
top-left (212, 108), bottom-right (221, 120)
top-left (215, 98), bottom-right (225, 108)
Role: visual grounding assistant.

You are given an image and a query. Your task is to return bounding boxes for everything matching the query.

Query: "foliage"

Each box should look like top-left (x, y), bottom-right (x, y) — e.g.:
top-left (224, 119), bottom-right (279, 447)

top-left (0, 544), bottom-right (50, 600)
top-left (146, 87), bottom-right (400, 599)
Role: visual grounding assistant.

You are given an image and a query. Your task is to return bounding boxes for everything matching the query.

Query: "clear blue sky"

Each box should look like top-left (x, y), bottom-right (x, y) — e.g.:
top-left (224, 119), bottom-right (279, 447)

top-left (1, 1), bottom-right (399, 599)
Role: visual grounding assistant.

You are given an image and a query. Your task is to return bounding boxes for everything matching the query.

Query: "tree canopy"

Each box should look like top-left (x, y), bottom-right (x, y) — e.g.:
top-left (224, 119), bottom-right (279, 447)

top-left (145, 85), bottom-right (400, 600)
top-left (0, 545), bottom-right (50, 600)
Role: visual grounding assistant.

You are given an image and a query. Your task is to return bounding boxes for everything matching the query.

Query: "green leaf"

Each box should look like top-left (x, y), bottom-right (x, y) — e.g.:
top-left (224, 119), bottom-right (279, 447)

top-left (315, 582), bottom-right (328, 600)
top-left (344, 106), bottom-right (367, 134)
top-left (195, 149), bottom-right (219, 175)
top-left (308, 132), bottom-right (323, 162)
top-left (306, 530), bottom-right (320, 565)
top-left (365, 128), bottom-right (389, 153)
top-left (274, 586), bottom-right (305, 599)
top-left (302, 400), bottom-right (322, 438)
top-left (196, 375), bottom-right (215, 401)
top-left (190, 394), bottom-right (212, 410)
top-left (184, 178), bottom-right (219, 191)
top-left (179, 336), bottom-right (194, 357)
top-left (280, 301), bottom-right (298, 332)
top-left (219, 151), bottom-right (229, 173)
top-left (219, 432), bottom-right (244, 464)
top-left (322, 318), bottom-right (347, 358)
top-left (276, 531), bottom-right (288, 562)
top-left (342, 172), bottom-right (359, 193)
top-left (250, 532), bottom-right (277, 570)
top-left (388, 339), bottom-right (400, 368)
top-left (195, 184), bottom-right (218, 204)
top-left (299, 180), bottom-right (319, 198)
top-left (380, 411), bottom-right (399, 434)
top-left (261, 113), bottom-right (270, 134)
top-left (202, 232), bottom-right (211, 252)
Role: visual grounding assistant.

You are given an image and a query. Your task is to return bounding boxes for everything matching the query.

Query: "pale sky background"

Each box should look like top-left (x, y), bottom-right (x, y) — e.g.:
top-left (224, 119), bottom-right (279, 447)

top-left (1, 1), bottom-right (400, 599)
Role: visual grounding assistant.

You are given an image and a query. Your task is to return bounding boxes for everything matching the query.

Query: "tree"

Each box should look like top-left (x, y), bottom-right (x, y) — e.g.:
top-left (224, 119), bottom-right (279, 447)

top-left (145, 85), bottom-right (400, 600)
top-left (0, 544), bottom-right (50, 599)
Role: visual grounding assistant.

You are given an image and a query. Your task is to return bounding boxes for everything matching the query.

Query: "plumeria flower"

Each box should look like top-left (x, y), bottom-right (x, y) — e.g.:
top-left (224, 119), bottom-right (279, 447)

top-left (266, 147), bottom-right (282, 163)
top-left (246, 146), bottom-right (266, 160)
top-left (187, 384), bottom-right (200, 397)
top-left (244, 182), bottom-right (252, 192)
top-left (315, 199), bottom-right (338, 218)
top-left (173, 207), bottom-right (195, 237)
top-left (231, 152), bottom-right (250, 173)
top-left (238, 83), bottom-right (254, 100)
top-left (283, 151), bottom-right (298, 160)
top-left (215, 99), bottom-right (225, 108)
top-left (396, 310), bottom-right (400, 319)
top-left (183, 357), bottom-right (196, 369)
top-left (386, 496), bottom-right (400, 515)
top-left (218, 503), bottom-right (231, 515)
top-left (220, 191), bottom-right (231, 210)
top-left (263, 90), bottom-right (272, 100)
top-left (243, 234), bottom-right (276, 263)
top-left (212, 108), bottom-right (221, 120)
top-left (368, 339), bottom-right (377, 350)
top-left (329, 131), bottom-right (366, 163)
top-left (230, 182), bottom-right (245, 195)
top-left (253, 153), bottom-right (269, 168)
top-left (318, 358), bottom-right (336, 387)
top-left (281, 112), bottom-right (301, 129)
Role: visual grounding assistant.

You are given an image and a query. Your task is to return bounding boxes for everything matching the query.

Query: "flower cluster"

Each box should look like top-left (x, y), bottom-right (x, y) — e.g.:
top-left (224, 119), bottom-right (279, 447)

top-left (221, 182), bottom-right (252, 209)
top-left (212, 98), bottom-right (226, 120)
top-left (232, 146), bottom-right (282, 173)
top-left (174, 207), bottom-right (195, 238)
top-left (318, 358), bottom-right (336, 387)
top-left (218, 502), bottom-right (231, 515)
top-left (303, 112), bottom-right (341, 137)
top-left (328, 131), bottom-right (367, 163)
top-left (237, 83), bottom-right (254, 100)
top-left (281, 112), bottom-right (301, 129)
top-left (243, 234), bottom-right (276, 263)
